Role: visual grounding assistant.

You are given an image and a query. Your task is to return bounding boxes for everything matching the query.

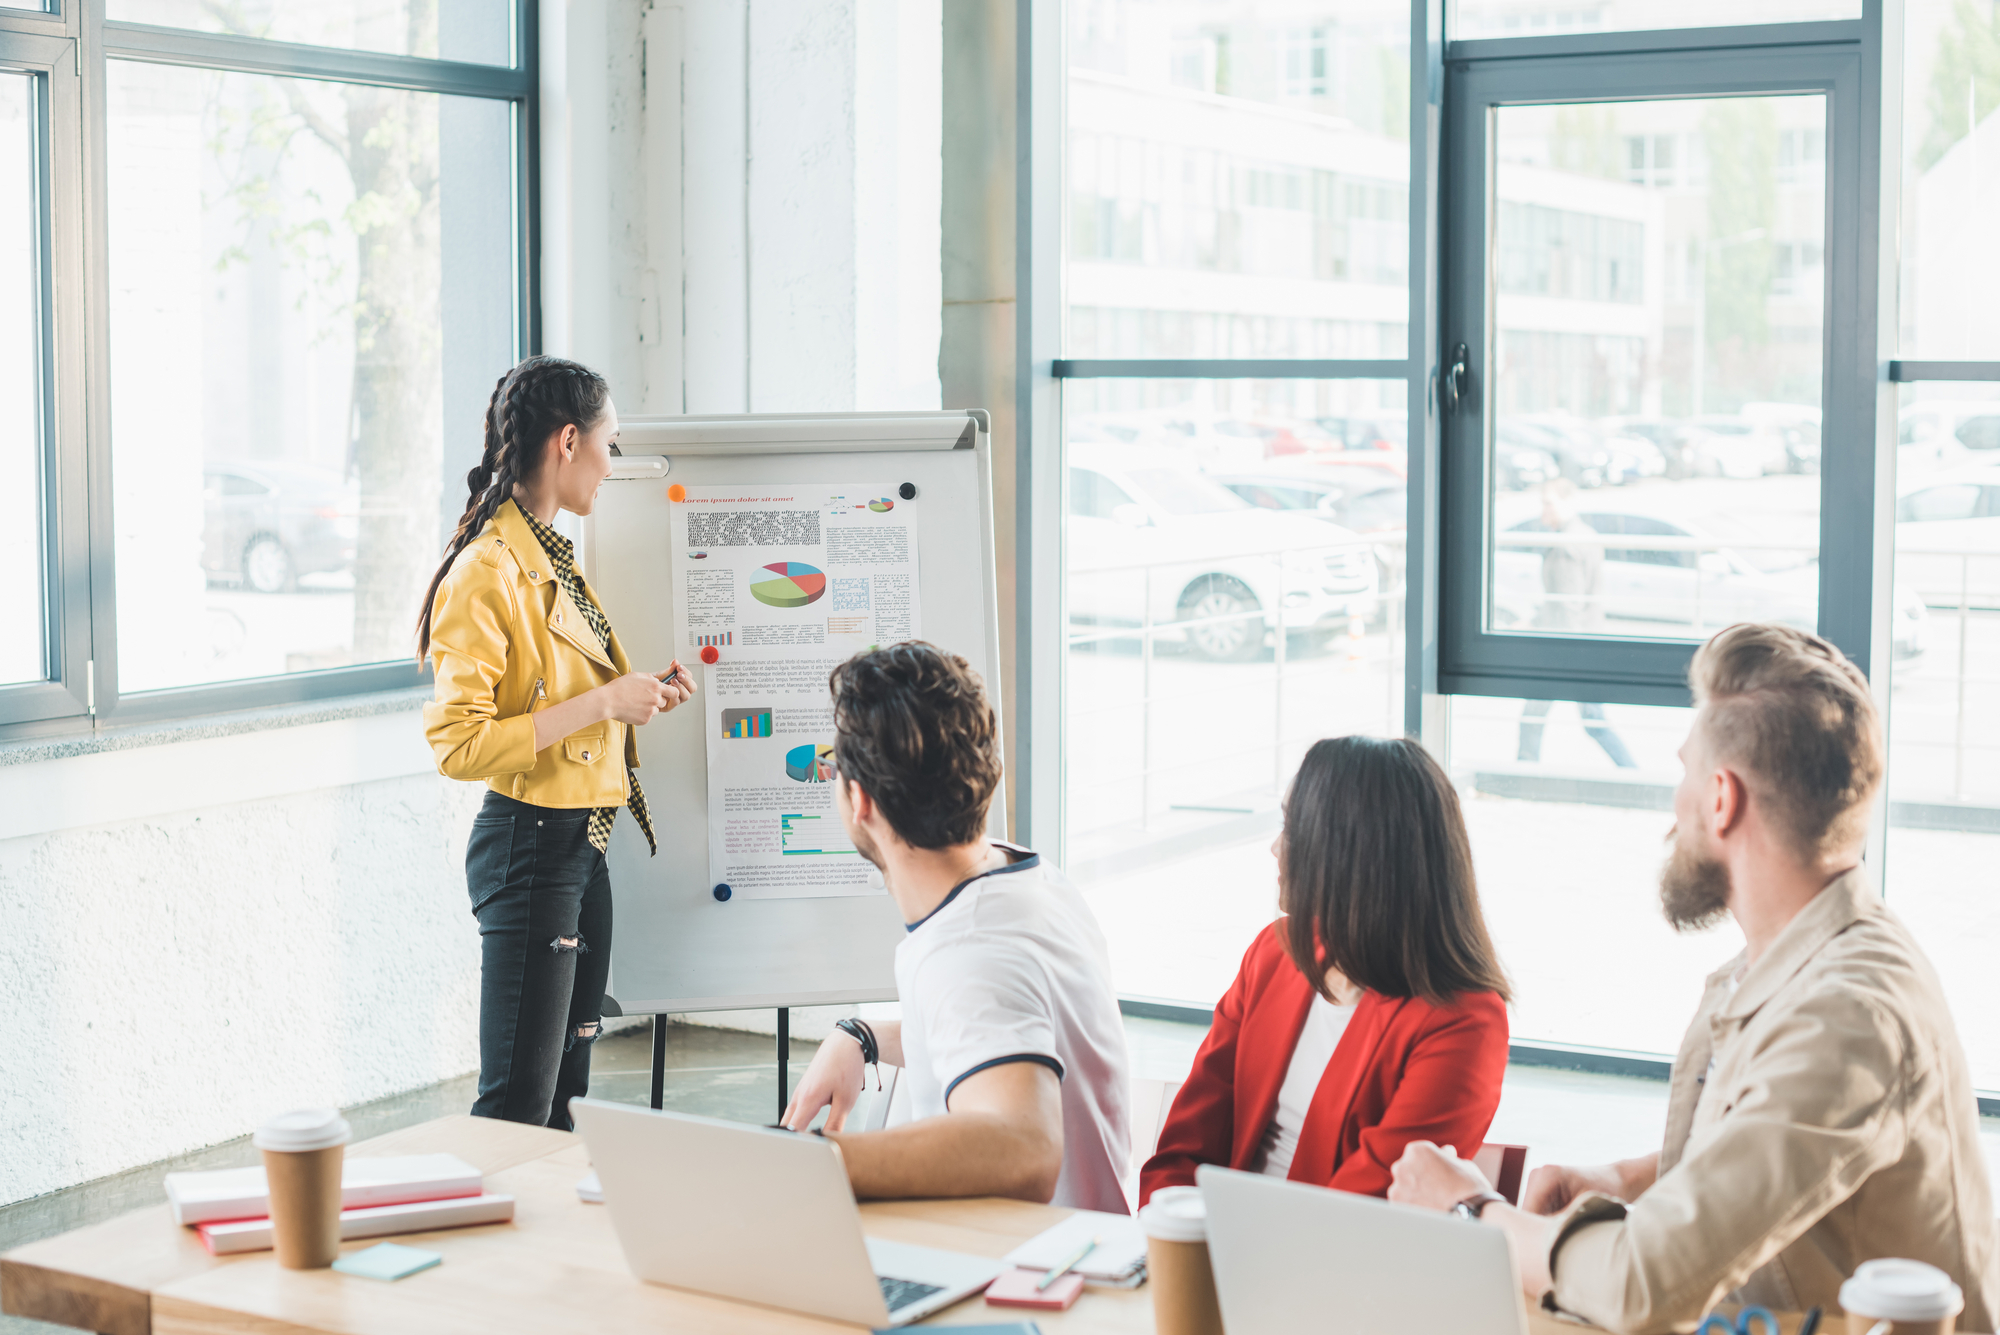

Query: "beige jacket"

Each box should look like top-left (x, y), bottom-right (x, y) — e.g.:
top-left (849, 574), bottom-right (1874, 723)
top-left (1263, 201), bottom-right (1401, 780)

top-left (1545, 869), bottom-right (1998, 1335)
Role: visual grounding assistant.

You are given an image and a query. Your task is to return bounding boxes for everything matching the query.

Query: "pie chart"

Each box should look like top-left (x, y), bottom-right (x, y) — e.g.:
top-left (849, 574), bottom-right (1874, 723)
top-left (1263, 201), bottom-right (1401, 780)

top-left (786, 743), bottom-right (835, 782)
top-left (869, 498), bottom-right (895, 513)
top-left (751, 561), bottom-right (827, 609)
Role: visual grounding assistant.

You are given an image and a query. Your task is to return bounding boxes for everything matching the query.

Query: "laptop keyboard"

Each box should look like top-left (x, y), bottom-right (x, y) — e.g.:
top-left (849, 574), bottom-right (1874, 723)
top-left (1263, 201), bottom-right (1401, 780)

top-left (878, 1275), bottom-right (945, 1314)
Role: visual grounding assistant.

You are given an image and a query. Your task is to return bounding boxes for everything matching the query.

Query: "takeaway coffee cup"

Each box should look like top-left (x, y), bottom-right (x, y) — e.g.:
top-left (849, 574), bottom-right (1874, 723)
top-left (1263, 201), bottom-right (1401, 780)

top-left (1141, 1186), bottom-right (1224, 1335)
top-left (1841, 1258), bottom-right (1965, 1335)
top-left (254, 1108), bottom-right (351, 1269)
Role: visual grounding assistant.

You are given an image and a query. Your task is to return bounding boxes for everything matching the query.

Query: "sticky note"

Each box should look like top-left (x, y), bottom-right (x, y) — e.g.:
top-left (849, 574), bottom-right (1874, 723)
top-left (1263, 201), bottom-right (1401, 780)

top-left (332, 1242), bottom-right (443, 1281)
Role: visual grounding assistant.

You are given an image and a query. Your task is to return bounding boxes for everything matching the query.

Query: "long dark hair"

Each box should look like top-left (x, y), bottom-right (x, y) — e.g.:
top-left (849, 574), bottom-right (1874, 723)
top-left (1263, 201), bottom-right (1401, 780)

top-left (415, 356), bottom-right (611, 660)
top-left (1278, 736), bottom-right (1511, 1007)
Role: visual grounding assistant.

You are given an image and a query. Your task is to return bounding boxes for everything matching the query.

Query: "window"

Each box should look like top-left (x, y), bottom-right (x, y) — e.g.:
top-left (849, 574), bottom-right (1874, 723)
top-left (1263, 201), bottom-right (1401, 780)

top-left (106, 62), bottom-right (516, 693)
top-left (1, 69), bottom-right (42, 689)
top-left (1062, 379), bottom-right (1407, 1003)
top-left (0, 3), bottom-right (531, 733)
top-left (1486, 95), bottom-right (1826, 646)
top-left (1454, 0), bottom-right (1862, 41)
top-left (106, 0), bottom-right (515, 65)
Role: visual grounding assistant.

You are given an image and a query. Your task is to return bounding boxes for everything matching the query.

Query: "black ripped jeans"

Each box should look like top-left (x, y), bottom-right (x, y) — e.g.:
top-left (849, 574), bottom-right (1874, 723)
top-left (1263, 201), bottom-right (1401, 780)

top-left (465, 791), bottom-right (612, 1131)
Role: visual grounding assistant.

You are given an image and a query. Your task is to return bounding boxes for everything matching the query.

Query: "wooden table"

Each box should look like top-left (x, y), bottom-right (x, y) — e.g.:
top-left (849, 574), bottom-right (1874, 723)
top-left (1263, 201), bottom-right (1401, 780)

top-left (2, 1114), bottom-right (1805, 1335)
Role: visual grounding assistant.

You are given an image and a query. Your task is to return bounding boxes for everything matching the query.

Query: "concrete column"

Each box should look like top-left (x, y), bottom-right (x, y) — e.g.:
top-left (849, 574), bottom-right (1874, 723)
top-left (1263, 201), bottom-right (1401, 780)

top-left (940, 0), bottom-right (1020, 833)
top-left (583, 0), bottom-right (939, 417)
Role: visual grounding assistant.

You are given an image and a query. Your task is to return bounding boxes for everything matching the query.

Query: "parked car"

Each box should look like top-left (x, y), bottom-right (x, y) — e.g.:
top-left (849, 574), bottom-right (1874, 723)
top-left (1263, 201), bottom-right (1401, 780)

top-left (1898, 400), bottom-right (2000, 475)
top-left (201, 461), bottom-right (359, 593)
top-left (1894, 467), bottom-right (2000, 609)
top-left (1499, 418), bottom-right (1611, 489)
top-left (1741, 402), bottom-right (1822, 475)
top-left (1492, 508), bottom-right (1927, 662)
top-left (1069, 446), bottom-right (1380, 661)
top-left (1312, 412), bottom-right (1408, 454)
top-left (1687, 415), bottom-right (1793, 479)
top-left (1207, 462), bottom-right (1409, 598)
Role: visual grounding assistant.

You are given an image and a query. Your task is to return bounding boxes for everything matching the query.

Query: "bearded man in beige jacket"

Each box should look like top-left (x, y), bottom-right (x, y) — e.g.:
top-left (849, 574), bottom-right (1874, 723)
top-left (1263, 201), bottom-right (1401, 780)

top-left (1388, 623), bottom-right (1998, 1335)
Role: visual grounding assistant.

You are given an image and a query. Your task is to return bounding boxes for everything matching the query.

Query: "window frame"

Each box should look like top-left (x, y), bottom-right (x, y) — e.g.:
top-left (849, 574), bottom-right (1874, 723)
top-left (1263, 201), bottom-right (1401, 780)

top-left (1436, 20), bottom-right (1895, 708)
top-left (0, 0), bottom-right (538, 739)
top-left (0, 27), bottom-right (91, 727)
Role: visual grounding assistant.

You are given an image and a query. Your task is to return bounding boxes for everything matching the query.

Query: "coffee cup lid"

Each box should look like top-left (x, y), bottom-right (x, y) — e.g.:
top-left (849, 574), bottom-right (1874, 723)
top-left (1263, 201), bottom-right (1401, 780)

top-left (1140, 1186), bottom-right (1208, 1243)
top-left (1839, 1259), bottom-right (1965, 1322)
top-left (253, 1108), bottom-right (351, 1153)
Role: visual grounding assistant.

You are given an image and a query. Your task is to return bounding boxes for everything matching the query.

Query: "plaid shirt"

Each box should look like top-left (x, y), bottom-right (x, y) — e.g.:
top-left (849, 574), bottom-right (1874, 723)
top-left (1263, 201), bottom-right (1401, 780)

top-left (519, 508), bottom-right (657, 857)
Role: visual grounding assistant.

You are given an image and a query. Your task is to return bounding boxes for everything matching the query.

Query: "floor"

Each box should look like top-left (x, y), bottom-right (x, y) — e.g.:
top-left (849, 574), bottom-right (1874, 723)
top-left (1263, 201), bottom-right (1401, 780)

top-left (3, 1018), bottom-right (1995, 1335)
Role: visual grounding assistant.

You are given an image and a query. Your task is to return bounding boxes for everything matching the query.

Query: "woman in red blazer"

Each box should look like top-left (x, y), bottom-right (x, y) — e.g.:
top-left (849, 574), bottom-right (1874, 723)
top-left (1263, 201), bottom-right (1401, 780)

top-left (1141, 736), bottom-right (1511, 1203)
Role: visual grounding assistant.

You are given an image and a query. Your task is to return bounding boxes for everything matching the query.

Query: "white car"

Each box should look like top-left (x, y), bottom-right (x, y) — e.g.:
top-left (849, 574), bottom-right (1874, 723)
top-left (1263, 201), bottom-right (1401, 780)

top-left (1898, 400), bottom-right (2000, 476)
top-left (1068, 446), bottom-right (1380, 662)
top-left (1491, 509), bottom-right (1927, 662)
top-left (1687, 416), bottom-right (1794, 479)
top-left (1894, 467), bottom-right (2000, 609)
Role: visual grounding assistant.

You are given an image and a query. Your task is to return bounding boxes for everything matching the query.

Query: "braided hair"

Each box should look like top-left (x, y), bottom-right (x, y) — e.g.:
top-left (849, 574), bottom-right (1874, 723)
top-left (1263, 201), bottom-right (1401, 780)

top-left (415, 355), bottom-right (612, 661)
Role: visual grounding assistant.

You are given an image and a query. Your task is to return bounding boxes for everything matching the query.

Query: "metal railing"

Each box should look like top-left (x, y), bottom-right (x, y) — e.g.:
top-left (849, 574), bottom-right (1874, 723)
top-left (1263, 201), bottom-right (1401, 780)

top-left (1066, 532), bottom-right (2000, 832)
top-left (1068, 531), bottom-right (1408, 829)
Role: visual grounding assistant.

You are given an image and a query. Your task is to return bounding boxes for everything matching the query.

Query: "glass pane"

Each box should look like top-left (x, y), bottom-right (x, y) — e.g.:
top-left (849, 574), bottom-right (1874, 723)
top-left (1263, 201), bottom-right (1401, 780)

top-left (1487, 97), bottom-right (1828, 646)
top-left (1885, 385), bottom-right (2000, 1088)
top-left (1900, 0), bottom-right (2000, 359)
top-left (0, 72), bottom-right (44, 688)
top-left (1449, 694), bottom-right (1701, 1055)
top-left (107, 0), bottom-right (514, 67)
top-left (1454, 0), bottom-right (1859, 40)
top-left (106, 61), bottom-right (516, 694)
top-left (1065, 377), bottom-right (1407, 1004)
top-left (1068, 0), bottom-right (1410, 360)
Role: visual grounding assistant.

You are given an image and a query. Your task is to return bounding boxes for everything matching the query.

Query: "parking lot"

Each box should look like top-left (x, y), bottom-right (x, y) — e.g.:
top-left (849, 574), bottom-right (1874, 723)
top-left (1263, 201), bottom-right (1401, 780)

top-left (1064, 444), bottom-right (2000, 1074)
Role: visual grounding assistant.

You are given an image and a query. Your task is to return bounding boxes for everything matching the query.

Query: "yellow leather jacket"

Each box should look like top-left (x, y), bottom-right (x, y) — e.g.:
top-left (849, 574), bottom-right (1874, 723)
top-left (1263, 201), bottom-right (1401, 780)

top-left (423, 499), bottom-right (637, 808)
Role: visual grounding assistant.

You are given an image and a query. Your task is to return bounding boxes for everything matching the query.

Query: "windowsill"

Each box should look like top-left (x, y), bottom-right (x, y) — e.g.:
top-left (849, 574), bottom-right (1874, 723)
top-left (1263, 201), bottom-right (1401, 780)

top-left (0, 687), bottom-right (432, 769)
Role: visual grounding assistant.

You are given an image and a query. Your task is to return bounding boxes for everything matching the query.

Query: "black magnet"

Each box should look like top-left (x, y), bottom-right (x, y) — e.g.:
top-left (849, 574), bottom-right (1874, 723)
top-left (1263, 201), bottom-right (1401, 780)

top-left (712, 884), bottom-right (732, 902)
top-left (898, 482), bottom-right (917, 500)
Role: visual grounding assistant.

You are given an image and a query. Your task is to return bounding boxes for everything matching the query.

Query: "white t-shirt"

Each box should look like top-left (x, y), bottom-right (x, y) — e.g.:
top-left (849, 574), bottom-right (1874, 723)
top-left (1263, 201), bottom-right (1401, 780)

top-left (1256, 993), bottom-right (1357, 1178)
top-left (894, 843), bottom-right (1133, 1214)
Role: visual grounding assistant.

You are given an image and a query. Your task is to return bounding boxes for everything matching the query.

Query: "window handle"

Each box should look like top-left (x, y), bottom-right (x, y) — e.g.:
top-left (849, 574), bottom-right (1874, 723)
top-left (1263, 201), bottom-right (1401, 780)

top-left (1443, 342), bottom-right (1471, 416)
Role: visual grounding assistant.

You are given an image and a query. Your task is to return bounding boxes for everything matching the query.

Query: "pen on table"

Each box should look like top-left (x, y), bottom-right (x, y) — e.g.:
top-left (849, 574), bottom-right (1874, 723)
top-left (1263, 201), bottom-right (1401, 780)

top-left (1037, 1236), bottom-right (1099, 1291)
top-left (1797, 1306), bottom-right (1822, 1335)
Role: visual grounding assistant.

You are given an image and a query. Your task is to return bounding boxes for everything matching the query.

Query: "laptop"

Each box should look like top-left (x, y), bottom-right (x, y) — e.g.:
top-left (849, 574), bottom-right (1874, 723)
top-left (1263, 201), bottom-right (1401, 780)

top-left (1198, 1164), bottom-right (1530, 1335)
top-left (570, 1098), bottom-right (1005, 1326)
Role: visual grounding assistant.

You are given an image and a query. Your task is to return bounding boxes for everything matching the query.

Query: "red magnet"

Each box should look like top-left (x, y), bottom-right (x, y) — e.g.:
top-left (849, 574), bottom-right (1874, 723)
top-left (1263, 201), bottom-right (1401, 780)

top-left (699, 645), bottom-right (720, 664)
top-left (667, 483), bottom-right (687, 502)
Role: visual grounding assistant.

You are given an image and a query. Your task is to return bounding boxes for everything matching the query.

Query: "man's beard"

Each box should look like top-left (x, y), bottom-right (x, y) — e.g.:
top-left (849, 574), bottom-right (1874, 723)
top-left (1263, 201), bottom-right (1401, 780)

top-left (1659, 824), bottom-right (1732, 932)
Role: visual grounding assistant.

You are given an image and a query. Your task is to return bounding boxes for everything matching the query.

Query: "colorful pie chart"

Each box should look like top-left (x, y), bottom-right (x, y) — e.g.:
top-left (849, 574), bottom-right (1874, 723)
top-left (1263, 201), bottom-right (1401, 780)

top-left (869, 498), bottom-right (895, 513)
top-left (785, 743), bottom-right (835, 782)
top-left (751, 561), bottom-right (827, 609)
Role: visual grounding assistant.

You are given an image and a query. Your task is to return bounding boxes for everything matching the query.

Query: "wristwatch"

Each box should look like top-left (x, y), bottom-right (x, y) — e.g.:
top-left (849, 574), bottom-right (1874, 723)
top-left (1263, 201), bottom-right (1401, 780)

top-left (1452, 1191), bottom-right (1508, 1222)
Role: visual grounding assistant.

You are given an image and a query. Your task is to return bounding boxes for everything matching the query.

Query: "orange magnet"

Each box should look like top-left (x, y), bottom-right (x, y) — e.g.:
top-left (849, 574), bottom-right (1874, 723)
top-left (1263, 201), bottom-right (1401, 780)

top-left (699, 645), bottom-right (720, 664)
top-left (667, 483), bottom-right (687, 502)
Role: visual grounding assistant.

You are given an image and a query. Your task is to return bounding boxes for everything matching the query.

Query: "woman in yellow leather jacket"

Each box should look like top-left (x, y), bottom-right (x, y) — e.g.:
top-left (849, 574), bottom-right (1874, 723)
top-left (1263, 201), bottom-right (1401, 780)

top-left (417, 355), bottom-right (695, 1130)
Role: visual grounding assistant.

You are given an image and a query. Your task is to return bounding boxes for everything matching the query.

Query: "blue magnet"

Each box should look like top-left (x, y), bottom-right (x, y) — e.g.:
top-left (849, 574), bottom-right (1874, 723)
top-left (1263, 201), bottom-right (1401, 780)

top-left (712, 884), bottom-right (732, 902)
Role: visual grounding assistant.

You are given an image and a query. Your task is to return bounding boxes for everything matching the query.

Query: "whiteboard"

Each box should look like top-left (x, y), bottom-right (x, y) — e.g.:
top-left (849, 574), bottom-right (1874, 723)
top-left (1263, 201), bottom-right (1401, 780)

top-left (584, 411), bottom-right (1002, 1014)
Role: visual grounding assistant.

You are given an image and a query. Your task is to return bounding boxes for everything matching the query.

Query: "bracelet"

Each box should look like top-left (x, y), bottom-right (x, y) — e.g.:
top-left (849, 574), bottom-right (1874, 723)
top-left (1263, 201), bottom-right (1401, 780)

top-left (834, 1017), bottom-right (879, 1066)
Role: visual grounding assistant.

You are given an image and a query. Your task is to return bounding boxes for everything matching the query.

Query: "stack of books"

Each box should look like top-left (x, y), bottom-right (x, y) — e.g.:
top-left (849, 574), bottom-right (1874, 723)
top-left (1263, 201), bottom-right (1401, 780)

top-left (165, 1153), bottom-right (515, 1256)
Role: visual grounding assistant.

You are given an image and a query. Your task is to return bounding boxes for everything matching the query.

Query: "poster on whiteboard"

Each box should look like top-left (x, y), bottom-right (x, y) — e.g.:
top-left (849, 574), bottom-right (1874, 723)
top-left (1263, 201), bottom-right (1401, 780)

top-left (668, 485), bottom-right (921, 900)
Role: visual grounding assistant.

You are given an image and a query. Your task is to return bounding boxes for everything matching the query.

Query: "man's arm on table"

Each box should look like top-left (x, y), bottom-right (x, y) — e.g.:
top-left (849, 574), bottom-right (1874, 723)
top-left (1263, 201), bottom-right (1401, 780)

top-left (781, 1022), bottom-right (1067, 1202)
top-left (828, 1061), bottom-right (1064, 1203)
top-left (1390, 1148), bottom-right (1661, 1301)
top-left (1394, 986), bottom-right (1906, 1335)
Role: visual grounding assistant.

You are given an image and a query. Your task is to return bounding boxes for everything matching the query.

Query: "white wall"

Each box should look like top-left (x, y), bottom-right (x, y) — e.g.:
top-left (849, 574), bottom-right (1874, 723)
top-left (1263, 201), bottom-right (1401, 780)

top-left (543, 0), bottom-right (943, 416)
top-left (1, 0), bottom-right (944, 1206)
top-left (0, 707), bottom-right (482, 1206)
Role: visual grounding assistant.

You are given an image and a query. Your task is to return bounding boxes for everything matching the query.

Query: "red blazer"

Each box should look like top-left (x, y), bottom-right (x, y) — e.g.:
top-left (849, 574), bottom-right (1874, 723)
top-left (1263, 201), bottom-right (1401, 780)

top-left (1140, 923), bottom-right (1509, 1204)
